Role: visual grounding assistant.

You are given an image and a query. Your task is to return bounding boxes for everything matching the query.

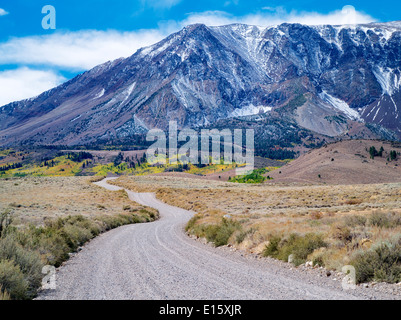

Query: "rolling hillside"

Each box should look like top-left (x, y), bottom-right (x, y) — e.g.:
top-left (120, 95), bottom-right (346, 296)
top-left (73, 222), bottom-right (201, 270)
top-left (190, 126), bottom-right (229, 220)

top-left (269, 140), bottom-right (401, 184)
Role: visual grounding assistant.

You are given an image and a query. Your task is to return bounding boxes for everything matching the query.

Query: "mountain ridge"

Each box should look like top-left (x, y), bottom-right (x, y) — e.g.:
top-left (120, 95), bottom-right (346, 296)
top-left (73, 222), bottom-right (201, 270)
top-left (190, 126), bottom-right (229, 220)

top-left (1, 21), bottom-right (401, 146)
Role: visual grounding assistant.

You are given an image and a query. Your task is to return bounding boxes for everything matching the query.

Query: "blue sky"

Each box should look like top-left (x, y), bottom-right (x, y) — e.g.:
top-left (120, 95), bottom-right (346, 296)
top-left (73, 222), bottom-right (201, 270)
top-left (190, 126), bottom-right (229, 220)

top-left (0, 0), bottom-right (399, 106)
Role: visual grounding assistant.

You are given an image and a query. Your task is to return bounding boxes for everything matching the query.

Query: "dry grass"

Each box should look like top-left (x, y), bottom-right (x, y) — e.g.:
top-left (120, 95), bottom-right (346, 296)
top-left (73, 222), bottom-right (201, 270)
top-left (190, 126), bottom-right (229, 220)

top-left (269, 140), bottom-right (401, 185)
top-left (0, 176), bottom-right (157, 227)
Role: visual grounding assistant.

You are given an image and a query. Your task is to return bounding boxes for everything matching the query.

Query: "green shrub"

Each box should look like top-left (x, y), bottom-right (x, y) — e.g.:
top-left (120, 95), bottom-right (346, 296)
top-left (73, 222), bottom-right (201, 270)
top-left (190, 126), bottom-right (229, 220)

top-left (236, 228), bottom-right (255, 244)
top-left (0, 260), bottom-right (29, 300)
top-left (196, 218), bottom-right (241, 247)
top-left (0, 236), bottom-right (43, 298)
top-left (229, 168), bottom-right (268, 184)
top-left (0, 209), bottom-right (13, 238)
top-left (330, 225), bottom-right (353, 245)
top-left (0, 208), bottom-right (159, 300)
top-left (263, 233), bottom-right (327, 266)
top-left (61, 224), bottom-right (93, 251)
top-left (185, 215), bottom-right (201, 232)
top-left (132, 215), bottom-right (146, 224)
top-left (369, 212), bottom-right (401, 229)
top-left (63, 215), bottom-right (102, 236)
top-left (351, 239), bottom-right (401, 284)
top-left (344, 215), bottom-right (368, 228)
top-left (263, 235), bottom-right (282, 257)
top-left (310, 248), bottom-right (325, 267)
top-left (140, 209), bottom-right (158, 220)
top-left (0, 285), bottom-right (11, 300)
top-left (34, 232), bottom-right (70, 267)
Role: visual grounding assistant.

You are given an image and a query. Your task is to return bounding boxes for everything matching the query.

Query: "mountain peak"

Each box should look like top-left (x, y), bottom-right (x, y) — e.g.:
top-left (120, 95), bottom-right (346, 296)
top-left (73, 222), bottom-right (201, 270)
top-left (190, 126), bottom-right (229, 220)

top-left (1, 21), bottom-right (401, 146)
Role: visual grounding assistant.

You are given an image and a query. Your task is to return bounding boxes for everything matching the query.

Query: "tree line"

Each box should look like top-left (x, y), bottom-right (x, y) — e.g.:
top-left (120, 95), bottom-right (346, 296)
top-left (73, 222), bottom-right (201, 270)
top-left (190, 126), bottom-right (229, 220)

top-left (114, 152), bottom-right (147, 168)
top-left (66, 152), bottom-right (93, 162)
top-left (369, 146), bottom-right (398, 161)
top-left (0, 162), bottom-right (23, 172)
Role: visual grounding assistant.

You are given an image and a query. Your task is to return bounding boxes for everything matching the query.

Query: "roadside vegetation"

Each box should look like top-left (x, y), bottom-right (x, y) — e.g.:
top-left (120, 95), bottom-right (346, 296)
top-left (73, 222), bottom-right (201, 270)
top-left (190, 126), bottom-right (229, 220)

top-left (186, 216), bottom-right (241, 247)
top-left (0, 177), bottom-right (159, 300)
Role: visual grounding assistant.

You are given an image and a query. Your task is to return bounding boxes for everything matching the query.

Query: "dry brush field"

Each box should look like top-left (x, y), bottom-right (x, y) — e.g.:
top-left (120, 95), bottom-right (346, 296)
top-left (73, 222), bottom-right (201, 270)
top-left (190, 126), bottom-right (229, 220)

top-left (0, 176), bottom-right (158, 300)
top-left (0, 176), bottom-right (150, 226)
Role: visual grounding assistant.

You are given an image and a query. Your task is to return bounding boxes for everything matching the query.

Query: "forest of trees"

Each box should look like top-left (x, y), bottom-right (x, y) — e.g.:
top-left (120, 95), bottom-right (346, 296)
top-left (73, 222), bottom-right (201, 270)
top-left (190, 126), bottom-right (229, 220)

top-left (115, 152), bottom-right (147, 168)
top-left (369, 146), bottom-right (384, 159)
top-left (389, 150), bottom-right (398, 161)
top-left (41, 160), bottom-right (55, 167)
top-left (66, 152), bottom-right (93, 162)
top-left (369, 146), bottom-right (398, 161)
top-left (0, 162), bottom-right (23, 172)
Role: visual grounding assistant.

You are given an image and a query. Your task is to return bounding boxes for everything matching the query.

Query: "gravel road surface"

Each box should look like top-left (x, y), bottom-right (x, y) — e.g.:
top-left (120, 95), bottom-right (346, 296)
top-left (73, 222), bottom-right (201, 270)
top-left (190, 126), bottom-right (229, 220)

top-left (37, 178), bottom-right (400, 300)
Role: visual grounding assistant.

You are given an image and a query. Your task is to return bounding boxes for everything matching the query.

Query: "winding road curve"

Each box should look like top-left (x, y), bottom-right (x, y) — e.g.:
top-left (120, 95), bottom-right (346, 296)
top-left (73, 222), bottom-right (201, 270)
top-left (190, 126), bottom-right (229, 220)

top-left (37, 178), bottom-right (398, 300)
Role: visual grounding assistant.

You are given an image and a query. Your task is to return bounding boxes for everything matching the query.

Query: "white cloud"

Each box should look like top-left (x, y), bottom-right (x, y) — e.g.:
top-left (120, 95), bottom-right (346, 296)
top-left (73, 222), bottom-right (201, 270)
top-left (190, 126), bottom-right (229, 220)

top-left (180, 5), bottom-right (376, 27)
top-left (0, 29), bottom-right (170, 106)
top-left (0, 68), bottom-right (65, 106)
top-left (0, 29), bottom-right (168, 71)
top-left (0, 8), bottom-right (8, 16)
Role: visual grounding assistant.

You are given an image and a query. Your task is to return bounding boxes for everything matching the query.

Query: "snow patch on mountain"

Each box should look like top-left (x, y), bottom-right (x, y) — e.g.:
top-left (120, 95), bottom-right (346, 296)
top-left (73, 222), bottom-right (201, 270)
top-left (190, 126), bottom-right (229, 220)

top-left (93, 88), bottom-right (105, 100)
top-left (141, 34), bottom-right (181, 59)
top-left (171, 80), bottom-right (193, 109)
top-left (121, 82), bottom-right (136, 105)
top-left (70, 114), bottom-right (82, 123)
top-left (373, 67), bottom-right (401, 96)
top-left (133, 115), bottom-right (149, 130)
top-left (230, 104), bottom-right (272, 118)
top-left (314, 24), bottom-right (398, 52)
top-left (319, 91), bottom-right (361, 121)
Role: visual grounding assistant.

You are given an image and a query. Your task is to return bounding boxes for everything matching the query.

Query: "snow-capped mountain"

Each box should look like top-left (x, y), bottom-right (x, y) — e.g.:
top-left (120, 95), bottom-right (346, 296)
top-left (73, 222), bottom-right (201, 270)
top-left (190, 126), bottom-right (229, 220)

top-left (1, 21), bottom-right (401, 146)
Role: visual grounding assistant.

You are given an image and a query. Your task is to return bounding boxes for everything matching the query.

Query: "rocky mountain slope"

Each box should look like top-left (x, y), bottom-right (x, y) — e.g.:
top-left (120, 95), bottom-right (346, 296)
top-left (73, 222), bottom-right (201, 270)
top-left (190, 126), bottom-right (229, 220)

top-left (1, 21), bottom-right (401, 146)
